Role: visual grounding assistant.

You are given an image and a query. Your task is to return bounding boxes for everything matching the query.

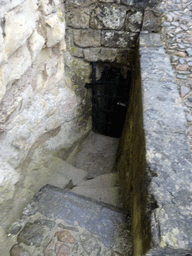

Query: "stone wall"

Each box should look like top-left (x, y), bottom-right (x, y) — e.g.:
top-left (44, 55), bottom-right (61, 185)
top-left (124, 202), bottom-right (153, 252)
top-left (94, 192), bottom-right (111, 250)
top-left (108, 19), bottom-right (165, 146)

top-left (64, 0), bottom-right (144, 71)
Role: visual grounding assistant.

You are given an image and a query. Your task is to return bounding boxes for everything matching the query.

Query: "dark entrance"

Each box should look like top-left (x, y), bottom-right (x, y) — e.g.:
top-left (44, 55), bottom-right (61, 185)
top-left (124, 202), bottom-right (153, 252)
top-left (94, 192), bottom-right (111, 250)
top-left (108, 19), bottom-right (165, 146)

top-left (86, 63), bottom-right (131, 138)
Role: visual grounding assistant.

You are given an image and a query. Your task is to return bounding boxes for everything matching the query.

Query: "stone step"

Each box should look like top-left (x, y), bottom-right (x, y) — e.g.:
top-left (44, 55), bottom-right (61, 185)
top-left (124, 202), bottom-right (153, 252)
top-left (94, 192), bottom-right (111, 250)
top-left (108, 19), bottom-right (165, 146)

top-left (46, 156), bottom-right (88, 186)
top-left (71, 172), bottom-right (122, 207)
top-left (9, 185), bottom-right (133, 256)
top-left (68, 131), bottom-right (119, 178)
top-left (24, 156), bottom-right (88, 194)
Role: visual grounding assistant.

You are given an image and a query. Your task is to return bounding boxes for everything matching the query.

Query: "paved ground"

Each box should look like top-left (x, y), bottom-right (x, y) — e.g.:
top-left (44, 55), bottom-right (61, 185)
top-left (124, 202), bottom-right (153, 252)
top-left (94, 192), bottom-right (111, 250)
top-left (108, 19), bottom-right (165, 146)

top-left (161, 0), bottom-right (192, 149)
top-left (9, 186), bottom-right (132, 256)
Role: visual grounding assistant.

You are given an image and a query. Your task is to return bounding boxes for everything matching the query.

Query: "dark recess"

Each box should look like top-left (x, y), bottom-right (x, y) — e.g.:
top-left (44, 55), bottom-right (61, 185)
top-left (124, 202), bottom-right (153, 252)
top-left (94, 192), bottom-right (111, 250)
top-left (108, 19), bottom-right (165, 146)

top-left (85, 62), bottom-right (132, 138)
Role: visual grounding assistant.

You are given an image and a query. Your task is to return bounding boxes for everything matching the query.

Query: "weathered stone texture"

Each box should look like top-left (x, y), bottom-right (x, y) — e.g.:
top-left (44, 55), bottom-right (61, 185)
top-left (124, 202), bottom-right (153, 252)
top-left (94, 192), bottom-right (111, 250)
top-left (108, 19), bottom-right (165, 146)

top-left (66, 30), bottom-right (84, 57)
top-left (0, 156), bottom-right (19, 204)
top-left (4, 0), bottom-right (37, 58)
top-left (140, 33), bottom-right (192, 253)
top-left (125, 11), bottom-right (143, 32)
top-left (66, 8), bottom-right (91, 29)
top-left (116, 48), bottom-right (135, 65)
top-left (74, 29), bottom-right (101, 47)
top-left (40, 0), bottom-right (60, 15)
top-left (65, 0), bottom-right (97, 7)
top-left (101, 31), bottom-right (138, 48)
top-left (142, 6), bottom-right (162, 32)
top-left (28, 30), bottom-right (45, 62)
top-left (44, 11), bottom-right (65, 47)
top-left (0, 1), bottom-right (92, 249)
top-left (0, 27), bottom-right (6, 66)
top-left (84, 47), bottom-right (117, 62)
top-left (90, 5), bottom-right (127, 30)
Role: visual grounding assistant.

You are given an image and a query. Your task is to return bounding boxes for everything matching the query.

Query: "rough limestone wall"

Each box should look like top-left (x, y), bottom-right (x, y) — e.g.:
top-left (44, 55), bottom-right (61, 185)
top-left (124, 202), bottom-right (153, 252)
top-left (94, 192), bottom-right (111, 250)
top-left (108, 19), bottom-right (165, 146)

top-left (0, 0), bottom-right (92, 232)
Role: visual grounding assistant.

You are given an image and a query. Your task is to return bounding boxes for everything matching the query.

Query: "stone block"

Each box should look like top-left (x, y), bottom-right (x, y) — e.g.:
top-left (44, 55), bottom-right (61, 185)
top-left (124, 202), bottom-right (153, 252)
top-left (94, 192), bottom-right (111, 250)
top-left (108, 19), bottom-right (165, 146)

top-left (65, 0), bottom-right (97, 7)
top-left (4, 0), bottom-right (37, 57)
top-left (66, 30), bottom-right (84, 57)
top-left (83, 48), bottom-right (101, 62)
top-left (74, 30), bottom-right (101, 47)
top-left (125, 10), bottom-right (143, 32)
top-left (28, 30), bottom-right (45, 62)
top-left (66, 7), bottom-right (90, 29)
top-left (84, 47), bottom-right (117, 62)
top-left (101, 31), bottom-right (130, 48)
top-left (142, 7), bottom-right (162, 33)
top-left (10, 245), bottom-right (30, 256)
top-left (90, 4), bottom-right (127, 30)
top-left (45, 11), bottom-right (65, 47)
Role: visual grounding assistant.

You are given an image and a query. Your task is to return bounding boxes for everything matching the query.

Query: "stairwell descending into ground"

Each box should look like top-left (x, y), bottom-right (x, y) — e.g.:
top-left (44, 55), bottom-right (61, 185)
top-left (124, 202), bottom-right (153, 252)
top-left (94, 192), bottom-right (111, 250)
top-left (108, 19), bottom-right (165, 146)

top-left (1, 0), bottom-right (192, 255)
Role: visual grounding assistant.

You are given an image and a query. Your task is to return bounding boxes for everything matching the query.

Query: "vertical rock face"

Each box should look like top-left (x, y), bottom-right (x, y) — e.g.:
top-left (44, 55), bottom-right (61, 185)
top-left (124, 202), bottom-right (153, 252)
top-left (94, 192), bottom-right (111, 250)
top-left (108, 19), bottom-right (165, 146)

top-left (0, 0), bottom-right (91, 168)
top-left (0, 0), bottom-right (91, 237)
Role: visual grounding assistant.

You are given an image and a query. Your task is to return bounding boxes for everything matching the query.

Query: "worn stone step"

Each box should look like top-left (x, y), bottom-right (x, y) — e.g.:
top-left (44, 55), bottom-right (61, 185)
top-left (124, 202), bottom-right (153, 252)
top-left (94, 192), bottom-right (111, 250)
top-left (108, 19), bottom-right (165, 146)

top-left (46, 156), bottom-right (88, 186)
top-left (25, 156), bottom-right (88, 192)
top-left (9, 185), bottom-right (133, 256)
top-left (25, 166), bottom-right (70, 193)
top-left (71, 172), bottom-right (122, 207)
top-left (69, 131), bottom-right (119, 178)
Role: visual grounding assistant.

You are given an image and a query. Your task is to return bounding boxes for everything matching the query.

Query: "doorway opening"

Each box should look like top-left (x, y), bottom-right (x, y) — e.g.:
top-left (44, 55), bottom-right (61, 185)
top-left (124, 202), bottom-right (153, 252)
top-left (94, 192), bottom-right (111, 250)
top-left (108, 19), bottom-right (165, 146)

top-left (85, 62), bottom-right (132, 138)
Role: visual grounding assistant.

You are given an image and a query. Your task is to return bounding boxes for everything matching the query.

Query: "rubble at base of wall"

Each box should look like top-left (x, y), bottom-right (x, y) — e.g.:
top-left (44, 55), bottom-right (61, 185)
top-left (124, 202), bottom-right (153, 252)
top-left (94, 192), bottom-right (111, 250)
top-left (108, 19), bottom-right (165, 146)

top-left (140, 32), bottom-right (192, 255)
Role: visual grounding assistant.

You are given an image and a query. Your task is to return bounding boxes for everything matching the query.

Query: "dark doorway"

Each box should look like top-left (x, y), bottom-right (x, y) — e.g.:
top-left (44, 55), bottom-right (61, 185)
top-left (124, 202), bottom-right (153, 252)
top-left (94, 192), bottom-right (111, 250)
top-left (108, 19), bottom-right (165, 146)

top-left (86, 62), bottom-right (131, 138)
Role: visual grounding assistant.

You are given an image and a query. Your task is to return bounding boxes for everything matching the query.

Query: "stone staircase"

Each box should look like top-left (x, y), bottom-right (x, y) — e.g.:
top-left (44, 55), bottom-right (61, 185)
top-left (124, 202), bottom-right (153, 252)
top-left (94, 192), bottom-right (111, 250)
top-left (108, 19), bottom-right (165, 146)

top-left (7, 132), bottom-right (133, 256)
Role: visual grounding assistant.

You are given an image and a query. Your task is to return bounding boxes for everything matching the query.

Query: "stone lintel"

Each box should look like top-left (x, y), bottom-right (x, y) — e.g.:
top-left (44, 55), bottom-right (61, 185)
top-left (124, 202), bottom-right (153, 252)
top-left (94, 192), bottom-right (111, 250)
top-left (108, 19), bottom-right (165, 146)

top-left (101, 31), bottom-right (139, 48)
top-left (140, 32), bottom-right (192, 253)
top-left (74, 29), bottom-right (101, 48)
top-left (83, 47), bottom-right (117, 62)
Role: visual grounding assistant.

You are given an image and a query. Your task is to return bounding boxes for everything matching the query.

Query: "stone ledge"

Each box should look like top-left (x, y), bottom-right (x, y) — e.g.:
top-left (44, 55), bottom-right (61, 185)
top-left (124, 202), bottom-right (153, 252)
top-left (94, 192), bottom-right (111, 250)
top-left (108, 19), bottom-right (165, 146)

top-left (140, 33), bottom-right (192, 253)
